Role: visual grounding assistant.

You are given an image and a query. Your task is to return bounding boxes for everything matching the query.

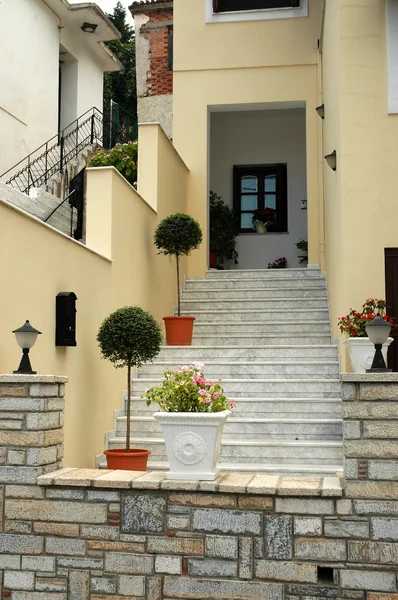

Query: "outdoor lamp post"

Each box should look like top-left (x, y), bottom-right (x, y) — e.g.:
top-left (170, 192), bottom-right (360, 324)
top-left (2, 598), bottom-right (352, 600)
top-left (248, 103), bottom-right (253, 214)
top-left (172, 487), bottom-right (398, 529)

top-left (365, 315), bottom-right (392, 372)
top-left (12, 320), bottom-right (42, 374)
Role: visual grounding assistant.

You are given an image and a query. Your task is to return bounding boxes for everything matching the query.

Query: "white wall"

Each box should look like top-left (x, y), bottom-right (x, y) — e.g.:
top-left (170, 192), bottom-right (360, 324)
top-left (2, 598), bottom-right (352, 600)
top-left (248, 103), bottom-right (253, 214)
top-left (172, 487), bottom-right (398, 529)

top-left (0, 0), bottom-right (59, 176)
top-left (210, 108), bottom-right (307, 269)
top-left (0, 0), bottom-right (106, 179)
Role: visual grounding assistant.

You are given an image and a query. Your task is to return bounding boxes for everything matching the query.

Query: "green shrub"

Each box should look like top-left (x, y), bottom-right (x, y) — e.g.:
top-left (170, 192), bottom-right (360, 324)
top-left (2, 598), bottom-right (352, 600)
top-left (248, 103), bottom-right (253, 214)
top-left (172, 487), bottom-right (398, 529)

top-left (89, 141), bottom-right (138, 186)
top-left (154, 213), bottom-right (202, 315)
top-left (97, 306), bottom-right (162, 451)
top-left (210, 191), bottom-right (239, 265)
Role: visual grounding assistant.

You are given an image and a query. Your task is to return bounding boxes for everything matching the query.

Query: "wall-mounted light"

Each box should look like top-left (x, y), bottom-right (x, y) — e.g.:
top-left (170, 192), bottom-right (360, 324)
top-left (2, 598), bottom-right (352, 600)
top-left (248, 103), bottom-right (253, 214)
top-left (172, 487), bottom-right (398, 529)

top-left (12, 320), bottom-right (42, 374)
top-left (316, 104), bottom-right (325, 119)
top-left (325, 150), bottom-right (337, 171)
top-left (365, 315), bottom-right (392, 372)
top-left (81, 22), bottom-right (98, 33)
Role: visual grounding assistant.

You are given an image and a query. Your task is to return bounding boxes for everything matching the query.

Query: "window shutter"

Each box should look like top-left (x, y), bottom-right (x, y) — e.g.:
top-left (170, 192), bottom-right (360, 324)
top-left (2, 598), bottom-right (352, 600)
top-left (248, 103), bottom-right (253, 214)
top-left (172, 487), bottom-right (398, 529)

top-left (213, 0), bottom-right (221, 12)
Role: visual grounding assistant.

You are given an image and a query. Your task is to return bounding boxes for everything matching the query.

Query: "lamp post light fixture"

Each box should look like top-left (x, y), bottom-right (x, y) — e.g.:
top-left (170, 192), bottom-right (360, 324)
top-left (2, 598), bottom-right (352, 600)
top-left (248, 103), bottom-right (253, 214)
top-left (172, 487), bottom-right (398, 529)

top-left (316, 104), bottom-right (325, 119)
top-left (325, 150), bottom-right (337, 171)
top-left (81, 22), bottom-right (98, 33)
top-left (365, 314), bottom-right (392, 372)
top-left (12, 320), bottom-right (42, 375)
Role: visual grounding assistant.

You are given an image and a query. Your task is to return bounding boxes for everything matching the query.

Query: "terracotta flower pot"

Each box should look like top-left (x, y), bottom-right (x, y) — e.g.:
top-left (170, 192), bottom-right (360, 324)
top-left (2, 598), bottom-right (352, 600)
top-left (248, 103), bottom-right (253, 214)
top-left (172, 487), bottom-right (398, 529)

top-left (163, 316), bottom-right (195, 346)
top-left (209, 252), bottom-right (217, 268)
top-left (104, 448), bottom-right (151, 471)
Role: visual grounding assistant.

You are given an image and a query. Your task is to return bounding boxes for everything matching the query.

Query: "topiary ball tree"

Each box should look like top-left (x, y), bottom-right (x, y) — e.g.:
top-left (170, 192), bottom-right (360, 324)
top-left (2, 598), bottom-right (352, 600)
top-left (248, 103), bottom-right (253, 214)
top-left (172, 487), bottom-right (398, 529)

top-left (97, 306), bottom-right (162, 453)
top-left (154, 213), bottom-right (202, 315)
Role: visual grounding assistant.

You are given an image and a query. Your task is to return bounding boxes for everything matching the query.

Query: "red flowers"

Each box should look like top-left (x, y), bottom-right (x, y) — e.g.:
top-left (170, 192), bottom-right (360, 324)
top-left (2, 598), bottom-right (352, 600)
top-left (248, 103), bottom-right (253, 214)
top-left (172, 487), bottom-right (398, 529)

top-left (338, 299), bottom-right (396, 338)
top-left (252, 208), bottom-right (276, 225)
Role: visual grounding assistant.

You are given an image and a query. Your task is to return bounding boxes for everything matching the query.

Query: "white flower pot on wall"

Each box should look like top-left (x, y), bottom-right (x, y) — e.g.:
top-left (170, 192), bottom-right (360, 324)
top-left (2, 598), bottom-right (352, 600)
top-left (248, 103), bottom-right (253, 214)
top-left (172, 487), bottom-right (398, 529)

top-left (343, 337), bottom-right (394, 373)
top-left (154, 410), bottom-right (230, 480)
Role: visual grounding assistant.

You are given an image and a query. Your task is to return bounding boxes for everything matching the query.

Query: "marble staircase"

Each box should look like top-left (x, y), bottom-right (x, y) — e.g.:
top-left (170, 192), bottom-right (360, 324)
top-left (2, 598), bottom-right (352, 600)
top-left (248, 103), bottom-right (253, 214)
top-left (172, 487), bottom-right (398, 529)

top-left (103, 267), bottom-right (343, 476)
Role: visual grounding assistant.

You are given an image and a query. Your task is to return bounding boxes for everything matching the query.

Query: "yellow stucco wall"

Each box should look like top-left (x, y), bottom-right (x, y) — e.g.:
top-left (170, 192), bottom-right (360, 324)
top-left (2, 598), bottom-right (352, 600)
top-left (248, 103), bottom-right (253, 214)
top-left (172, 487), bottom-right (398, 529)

top-left (322, 0), bottom-right (398, 369)
top-left (173, 0), bottom-right (323, 277)
top-left (0, 126), bottom-right (189, 466)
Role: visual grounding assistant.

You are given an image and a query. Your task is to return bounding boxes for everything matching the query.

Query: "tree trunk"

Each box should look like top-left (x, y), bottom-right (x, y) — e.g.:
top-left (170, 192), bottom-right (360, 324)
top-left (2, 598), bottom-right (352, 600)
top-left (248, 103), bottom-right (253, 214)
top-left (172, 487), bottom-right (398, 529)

top-left (126, 365), bottom-right (131, 453)
top-left (176, 253), bottom-right (181, 317)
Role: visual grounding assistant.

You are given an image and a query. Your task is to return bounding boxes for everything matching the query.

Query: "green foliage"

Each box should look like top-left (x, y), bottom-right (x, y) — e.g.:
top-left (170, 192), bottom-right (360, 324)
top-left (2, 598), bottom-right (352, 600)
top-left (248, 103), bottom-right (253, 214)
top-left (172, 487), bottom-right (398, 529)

top-left (210, 191), bottom-right (239, 264)
top-left (89, 141), bottom-right (138, 186)
top-left (97, 306), bottom-right (162, 369)
top-left (154, 214), bottom-right (203, 257)
top-left (104, 2), bottom-right (136, 118)
top-left (295, 238), bottom-right (308, 264)
top-left (338, 299), bottom-right (395, 338)
top-left (144, 363), bottom-right (234, 413)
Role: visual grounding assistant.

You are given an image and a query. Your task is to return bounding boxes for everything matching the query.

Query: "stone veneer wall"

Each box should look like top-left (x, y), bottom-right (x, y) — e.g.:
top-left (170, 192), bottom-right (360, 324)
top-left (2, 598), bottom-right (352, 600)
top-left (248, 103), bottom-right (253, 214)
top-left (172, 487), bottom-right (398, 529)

top-left (1, 374), bottom-right (398, 599)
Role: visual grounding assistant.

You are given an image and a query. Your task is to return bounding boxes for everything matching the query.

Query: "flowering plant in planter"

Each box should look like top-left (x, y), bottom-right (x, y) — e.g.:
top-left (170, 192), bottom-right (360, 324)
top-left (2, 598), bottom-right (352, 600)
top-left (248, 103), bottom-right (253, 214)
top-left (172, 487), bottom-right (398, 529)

top-left (144, 363), bottom-right (234, 412)
top-left (252, 208), bottom-right (276, 227)
top-left (268, 256), bottom-right (287, 269)
top-left (144, 363), bottom-right (234, 481)
top-left (338, 298), bottom-right (395, 337)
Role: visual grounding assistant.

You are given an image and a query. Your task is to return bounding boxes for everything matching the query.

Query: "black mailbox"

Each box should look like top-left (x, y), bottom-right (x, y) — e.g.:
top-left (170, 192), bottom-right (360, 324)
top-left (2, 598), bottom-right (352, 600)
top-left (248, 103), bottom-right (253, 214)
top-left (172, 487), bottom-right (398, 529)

top-left (56, 292), bottom-right (77, 347)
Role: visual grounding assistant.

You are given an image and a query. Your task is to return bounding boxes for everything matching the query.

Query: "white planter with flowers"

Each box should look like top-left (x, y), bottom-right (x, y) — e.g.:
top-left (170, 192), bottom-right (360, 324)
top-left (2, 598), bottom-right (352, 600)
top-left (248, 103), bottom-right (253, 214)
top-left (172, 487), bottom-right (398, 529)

top-left (343, 337), bottom-right (394, 374)
top-left (154, 410), bottom-right (230, 480)
top-left (338, 299), bottom-right (396, 373)
top-left (144, 362), bottom-right (233, 481)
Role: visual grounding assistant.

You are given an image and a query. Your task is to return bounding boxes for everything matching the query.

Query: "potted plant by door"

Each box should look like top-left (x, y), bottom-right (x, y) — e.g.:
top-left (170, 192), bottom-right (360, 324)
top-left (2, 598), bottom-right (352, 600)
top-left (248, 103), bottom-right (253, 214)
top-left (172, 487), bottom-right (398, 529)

top-left (338, 298), bottom-right (395, 373)
top-left (154, 213), bottom-right (202, 346)
top-left (252, 208), bottom-right (276, 234)
top-left (97, 306), bottom-right (162, 470)
top-left (209, 191), bottom-right (239, 268)
top-left (144, 362), bottom-right (234, 480)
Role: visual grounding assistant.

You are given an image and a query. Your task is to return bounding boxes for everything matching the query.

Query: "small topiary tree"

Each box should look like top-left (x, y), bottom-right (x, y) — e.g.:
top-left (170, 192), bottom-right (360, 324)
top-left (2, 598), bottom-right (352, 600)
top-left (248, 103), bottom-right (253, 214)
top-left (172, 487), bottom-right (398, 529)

top-left (154, 213), bottom-right (202, 316)
top-left (97, 306), bottom-right (162, 453)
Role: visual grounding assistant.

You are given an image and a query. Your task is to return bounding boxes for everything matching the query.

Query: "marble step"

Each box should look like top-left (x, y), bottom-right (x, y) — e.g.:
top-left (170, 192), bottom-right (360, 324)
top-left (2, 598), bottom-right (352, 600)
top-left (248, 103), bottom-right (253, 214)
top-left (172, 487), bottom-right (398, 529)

top-left (107, 437), bottom-right (343, 464)
top-left (131, 378), bottom-right (341, 398)
top-left (137, 361), bottom-right (339, 379)
top-left (190, 334), bottom-right (332, 346)
top-left (206, 268), bottom-right (321, 279)
top-left (125, 396), bottom-right (342, 418)
top-left (146, 460), bottom-right (343, 477)
top-left (182, 288), bottom-right (327, 300)
top-left (180, 309), bottom-right (330, 322)
top-left (180, 299), bottom-right (328, 311)
top-left (116, 416), bottom-right (342, 440)
top-left (185, 278), bottom-right (325, 290)
top-left (192, 321), bottom-right (331, 335)
top-left (157, 345), bottom-right (339, 360)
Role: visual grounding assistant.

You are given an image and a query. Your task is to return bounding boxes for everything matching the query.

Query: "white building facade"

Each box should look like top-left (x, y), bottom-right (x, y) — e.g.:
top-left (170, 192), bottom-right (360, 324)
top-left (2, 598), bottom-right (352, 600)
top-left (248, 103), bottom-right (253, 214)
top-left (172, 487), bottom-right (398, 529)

top-left (0, 0), bottom-right (121, 177)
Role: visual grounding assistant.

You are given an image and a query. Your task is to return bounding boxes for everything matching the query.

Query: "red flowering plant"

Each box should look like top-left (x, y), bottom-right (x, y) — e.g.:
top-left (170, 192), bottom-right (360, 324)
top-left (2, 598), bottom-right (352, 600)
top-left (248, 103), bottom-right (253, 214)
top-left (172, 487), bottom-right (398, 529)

top-left (268, 257), bottom-right (287, 269)
top-left (252, 208), bottom-right (276, 227)
top-left (338, 298), bottom-right (396, 338)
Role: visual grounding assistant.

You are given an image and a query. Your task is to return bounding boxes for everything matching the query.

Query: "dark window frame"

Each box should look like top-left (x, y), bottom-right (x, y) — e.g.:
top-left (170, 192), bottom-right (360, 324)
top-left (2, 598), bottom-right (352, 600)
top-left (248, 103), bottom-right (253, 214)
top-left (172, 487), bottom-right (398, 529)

top-left (213, 0), bottom-right (300, 13)
top-left (233, 164), bottom-right (288, 233)
top-left (168, 26), bottom-right (173, 71)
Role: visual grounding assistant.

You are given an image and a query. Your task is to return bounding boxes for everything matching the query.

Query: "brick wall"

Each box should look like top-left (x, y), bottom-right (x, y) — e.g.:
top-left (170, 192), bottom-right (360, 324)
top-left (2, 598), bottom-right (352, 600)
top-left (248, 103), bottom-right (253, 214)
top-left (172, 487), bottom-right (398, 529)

top-left (136, 6), bottom-right (173, 98)
top-left (1, 374), bottom-right (398, 599)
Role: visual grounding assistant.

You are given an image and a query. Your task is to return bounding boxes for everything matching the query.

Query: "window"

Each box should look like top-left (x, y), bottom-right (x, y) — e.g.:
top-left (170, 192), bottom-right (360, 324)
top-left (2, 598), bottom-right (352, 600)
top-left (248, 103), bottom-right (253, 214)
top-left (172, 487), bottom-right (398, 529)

top-left (233, 164), bottom-right (287, 233)
top-left (213, 0), bottom-right (300, 12)
top-left (168, 26), bottom-right (173, 71)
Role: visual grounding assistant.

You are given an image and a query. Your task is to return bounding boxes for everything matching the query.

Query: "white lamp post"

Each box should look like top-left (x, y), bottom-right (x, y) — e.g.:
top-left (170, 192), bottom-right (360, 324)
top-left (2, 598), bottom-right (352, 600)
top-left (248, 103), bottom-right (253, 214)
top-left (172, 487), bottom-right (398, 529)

top-left (365, 315), bottom-right (392, 372)
top-left (12, 320), bottom-right (42, 374)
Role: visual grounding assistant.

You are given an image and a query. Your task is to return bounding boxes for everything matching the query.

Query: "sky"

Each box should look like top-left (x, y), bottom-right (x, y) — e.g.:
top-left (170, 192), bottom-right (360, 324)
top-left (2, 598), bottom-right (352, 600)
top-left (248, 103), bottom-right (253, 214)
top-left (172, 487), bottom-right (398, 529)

top-left (74, 0), bottom-right (135, 25)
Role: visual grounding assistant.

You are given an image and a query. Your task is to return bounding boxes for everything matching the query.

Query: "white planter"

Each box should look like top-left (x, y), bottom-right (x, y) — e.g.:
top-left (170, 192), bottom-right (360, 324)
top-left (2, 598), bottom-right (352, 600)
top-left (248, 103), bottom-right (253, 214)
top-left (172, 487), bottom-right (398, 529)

top-left (154, 410), bottom-right (231, 480)
top-left (254, 221), bottom-right (267, 234)
top-left (343, 337), bottom-right (394, 373)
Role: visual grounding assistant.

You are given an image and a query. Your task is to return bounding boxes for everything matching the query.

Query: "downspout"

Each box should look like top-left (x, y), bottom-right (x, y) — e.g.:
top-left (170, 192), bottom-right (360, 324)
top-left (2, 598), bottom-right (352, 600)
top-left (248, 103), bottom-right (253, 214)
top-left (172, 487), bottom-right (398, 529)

top-left (317, 0), bottom-right (327, 273)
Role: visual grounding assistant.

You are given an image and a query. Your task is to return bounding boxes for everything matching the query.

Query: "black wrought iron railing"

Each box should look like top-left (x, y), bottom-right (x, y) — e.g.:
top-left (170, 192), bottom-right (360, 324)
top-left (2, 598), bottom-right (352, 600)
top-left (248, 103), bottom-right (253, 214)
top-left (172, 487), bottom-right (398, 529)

top-left (0, 105), bottom-right (137, 196)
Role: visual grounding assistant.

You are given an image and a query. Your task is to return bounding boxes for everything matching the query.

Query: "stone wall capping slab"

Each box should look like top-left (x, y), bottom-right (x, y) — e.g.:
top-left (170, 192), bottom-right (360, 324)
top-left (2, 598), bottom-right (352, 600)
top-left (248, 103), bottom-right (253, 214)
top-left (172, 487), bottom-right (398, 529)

top-left (322, 476), bottom-right (343, 497)
top-left (0, 375), bottom-right (68, 384)
top-left (37, 468), bottom-right (79, 485)
top-left (278, 477), bottom-right (321, 496)
top-left (341, 374), bottom-right (398, 382)
top-left (37, 469), bottom-right (343, 495)
top-left (93, 470), bottom-right (145, 488)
